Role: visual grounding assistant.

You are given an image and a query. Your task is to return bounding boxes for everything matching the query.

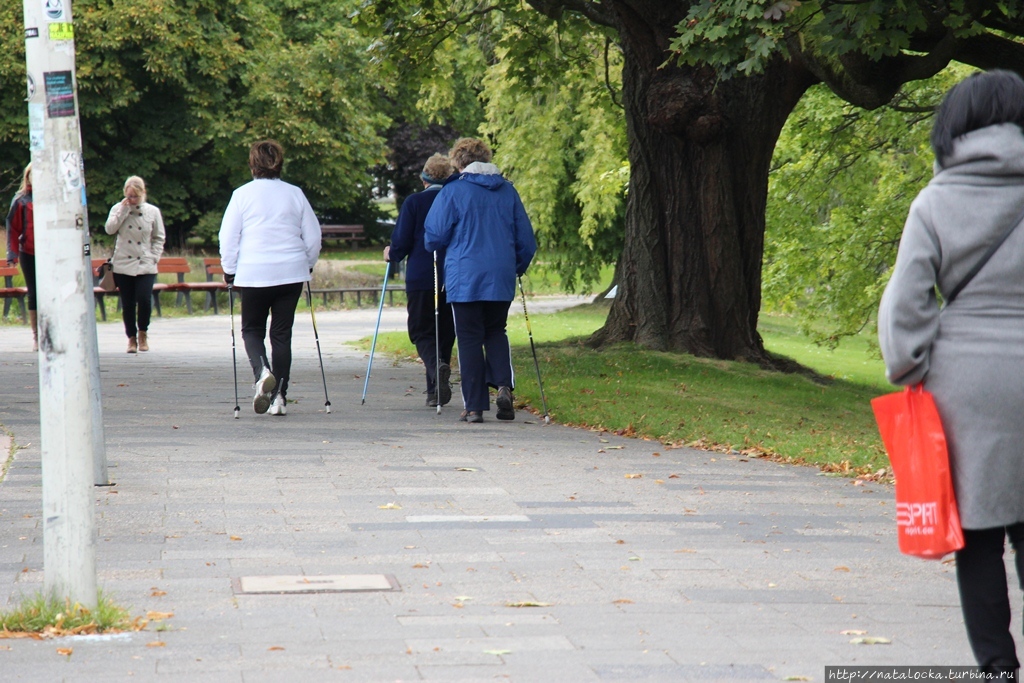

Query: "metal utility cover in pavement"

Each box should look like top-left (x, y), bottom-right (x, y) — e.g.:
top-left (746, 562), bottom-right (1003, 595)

top-left (234, 574), bottom-right (399, 594)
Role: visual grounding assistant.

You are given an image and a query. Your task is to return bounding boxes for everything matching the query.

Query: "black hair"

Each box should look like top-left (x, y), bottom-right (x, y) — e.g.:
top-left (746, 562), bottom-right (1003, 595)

top-left (931, 70), bottom-right (1024, 167)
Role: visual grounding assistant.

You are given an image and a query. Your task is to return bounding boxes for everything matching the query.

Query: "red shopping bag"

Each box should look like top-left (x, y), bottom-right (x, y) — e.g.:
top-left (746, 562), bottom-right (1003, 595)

top-left (871, 385), bottom-right (964, 559)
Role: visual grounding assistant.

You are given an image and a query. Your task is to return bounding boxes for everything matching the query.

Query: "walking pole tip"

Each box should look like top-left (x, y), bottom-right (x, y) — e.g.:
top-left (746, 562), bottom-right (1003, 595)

top-left (436, 405), bottom-right (441, 416)
top-left (325, 402), bottom-right (332, 414)
top-left (233, 408), bottom-right (240, 419)
top-left (544, 415), bottom-right (550, 425)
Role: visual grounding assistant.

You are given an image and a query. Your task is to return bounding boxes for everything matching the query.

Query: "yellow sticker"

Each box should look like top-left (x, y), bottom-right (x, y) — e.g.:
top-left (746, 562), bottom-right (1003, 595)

top-left (49, 23), bottom-right (74, 41)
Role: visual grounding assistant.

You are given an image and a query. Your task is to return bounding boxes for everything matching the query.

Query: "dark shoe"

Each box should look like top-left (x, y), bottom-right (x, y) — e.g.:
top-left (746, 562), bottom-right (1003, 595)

top-left (459, 410), bottom-right (483, 423)
top-left (437, 363), bottom-right (452, 406)
top-left (496, 386), bottom-right (515, 421)
top-left (426, 394), bottom-right (438, 407)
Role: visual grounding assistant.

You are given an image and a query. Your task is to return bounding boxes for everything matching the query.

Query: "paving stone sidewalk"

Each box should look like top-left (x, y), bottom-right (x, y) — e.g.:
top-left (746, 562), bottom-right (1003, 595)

top-left (0, 305), bottom-right (989, 682)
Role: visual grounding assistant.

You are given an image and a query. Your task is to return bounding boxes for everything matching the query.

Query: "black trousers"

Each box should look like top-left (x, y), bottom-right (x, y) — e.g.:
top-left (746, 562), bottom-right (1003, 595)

top-left (407, 289), bottom-right (455, 395)
top-left (19, 253), bottom-right (37, 311)
top-left (240, 283), bottom-right (303, 398)
top-left (451, 300), bottom-right (513, 412)
top-left (113, 272), bottom-right (156, 338)
top-left (956, 523), bottom-right (1024, 675)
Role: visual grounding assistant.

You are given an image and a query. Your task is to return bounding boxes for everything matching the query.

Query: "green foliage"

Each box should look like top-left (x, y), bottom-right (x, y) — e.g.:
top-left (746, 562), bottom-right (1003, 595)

top-left (355, 2), bottom-right (626, 294)
top-left (670, 1), bottom-right (995, 77)
top-left (0, 0), bottom-right (388, 245)
top-left (0, 592), bottom-right (141, 634)
top-left (762, 65), bottom-right (974, 345)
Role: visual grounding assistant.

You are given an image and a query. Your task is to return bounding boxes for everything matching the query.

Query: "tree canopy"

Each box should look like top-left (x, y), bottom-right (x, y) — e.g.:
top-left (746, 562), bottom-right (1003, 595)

top-left (1, 0), bottom-right (388, 245)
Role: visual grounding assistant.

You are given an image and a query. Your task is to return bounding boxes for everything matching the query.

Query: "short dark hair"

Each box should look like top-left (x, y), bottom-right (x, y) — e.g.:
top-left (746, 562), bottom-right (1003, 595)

top-left (249, 139), bottom-right (284, 179)
top-left (931, 70), bottom-right (1024, 167)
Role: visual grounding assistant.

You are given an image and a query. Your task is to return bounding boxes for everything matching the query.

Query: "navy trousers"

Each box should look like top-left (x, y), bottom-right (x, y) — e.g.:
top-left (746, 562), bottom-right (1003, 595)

top-left (407, 289), bottom-right (455, 395)
top-left (451, 300), bottom-right (514, 412)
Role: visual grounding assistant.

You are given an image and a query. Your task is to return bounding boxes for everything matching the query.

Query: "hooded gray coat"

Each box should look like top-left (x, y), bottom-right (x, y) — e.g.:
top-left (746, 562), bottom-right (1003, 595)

top-left (878, 123), bottom-right (1024, 530)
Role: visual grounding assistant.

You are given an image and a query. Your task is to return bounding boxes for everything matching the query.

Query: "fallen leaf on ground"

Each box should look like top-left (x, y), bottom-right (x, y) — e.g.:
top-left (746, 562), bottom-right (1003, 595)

top-left (834, 566), bottom-right (850, 572)
top-left (412, 563), bottom-right (429, 569)
top-left (56, 648), bottom-right (72, 656)
top-left (607, 446), bottom-right (624, 450)
top-left (150, 590), bottom-right (167, 597)
top-left (612, 599), bottom-right (633, 604)
top-left (455, 467), bottom-right (477, 472)
top-left (624, 474), bottom-right (642, 479)
top-left (784, 677), bottom-right (812, 681)
top-left (675, 548), bottom-right (697, 553)
top-left (506, 601), bottom-right (552, 608)
top-left (229, 536), bottom-right (242, 541)
top-left (145, 641), bottom-right (165, 648)
top-left (268, 646), bottom-right (284, 651)
top-left (850, 636), bottom-right (891, 645)
top-left (146, 611), bottom-right (174, 621)
top-left (379, 503), bottom-right (402, 510)
top-left (840, 629), bottom-right (868, 636)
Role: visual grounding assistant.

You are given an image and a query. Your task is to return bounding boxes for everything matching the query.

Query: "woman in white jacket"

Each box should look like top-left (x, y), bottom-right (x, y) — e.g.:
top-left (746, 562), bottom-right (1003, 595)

top-left (105, 176), bottom-right (165, 353)
top-left (219, 140), bottom-right (321, 415)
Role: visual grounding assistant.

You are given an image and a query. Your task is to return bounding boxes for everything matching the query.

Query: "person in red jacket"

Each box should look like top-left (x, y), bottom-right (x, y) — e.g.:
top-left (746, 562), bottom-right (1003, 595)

top-left (5, 163), bottom-right (36, 351)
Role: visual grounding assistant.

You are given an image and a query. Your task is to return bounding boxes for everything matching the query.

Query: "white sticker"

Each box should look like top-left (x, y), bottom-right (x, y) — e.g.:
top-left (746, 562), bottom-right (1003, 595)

top-left (60, 150), bottom-right (82, 192)
top-left (43, 0), bottom-right (65, 21)
top-left (29, 103), bottom-right (45, 152)
top-left (27, 73), bottom-right (37, 101)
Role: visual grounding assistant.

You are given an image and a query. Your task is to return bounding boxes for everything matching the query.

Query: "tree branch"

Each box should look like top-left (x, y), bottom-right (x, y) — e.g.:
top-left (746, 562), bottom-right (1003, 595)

top-left (954, 32), bottom-right (1024, 75)
top-left (527, 0), bottom-right (616, 29)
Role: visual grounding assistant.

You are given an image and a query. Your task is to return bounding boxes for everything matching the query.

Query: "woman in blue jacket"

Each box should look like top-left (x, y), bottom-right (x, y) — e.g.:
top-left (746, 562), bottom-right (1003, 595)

top-left (425, 138), bottom-right (537, 423)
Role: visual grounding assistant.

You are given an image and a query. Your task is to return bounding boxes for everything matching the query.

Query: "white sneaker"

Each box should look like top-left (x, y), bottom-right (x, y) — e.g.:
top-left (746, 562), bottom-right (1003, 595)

top-left (269, 394), bottom-right (287, 416)
top-left (252, 367), bottom-right (276, 414)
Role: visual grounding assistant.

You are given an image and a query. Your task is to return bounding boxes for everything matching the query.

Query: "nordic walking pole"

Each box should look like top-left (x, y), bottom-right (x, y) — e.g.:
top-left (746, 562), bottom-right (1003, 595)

top-left (433, 251), bottom-right (441, 415)
top-left (228, 285), bottom-right (240, 419)
top-left (305, 281), bottom-right (332, 413)
top-left (517, 276), bottom-right (550, 424)
top-left (361, 261), bottom-right (391, 404)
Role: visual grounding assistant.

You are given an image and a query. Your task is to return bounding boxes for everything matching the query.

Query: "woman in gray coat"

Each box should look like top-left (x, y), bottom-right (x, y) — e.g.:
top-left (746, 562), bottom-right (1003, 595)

top-left (878, 70), bottom-right (1024, 678)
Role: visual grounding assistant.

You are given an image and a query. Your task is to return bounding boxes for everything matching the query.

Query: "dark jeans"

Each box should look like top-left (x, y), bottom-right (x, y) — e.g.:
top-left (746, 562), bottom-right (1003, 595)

top-left (113, 272), bottom-right (156, 338)
top-left (956, 523), bottom-right (1024, 675)
top-left (451, 300), bottom-right (513, 412)
top-left (240, 283), bottom-right (303, 398)
top-left (19, 252), bottom-right (36, 311)
top-left (407, 289), bottom-right (455, 395)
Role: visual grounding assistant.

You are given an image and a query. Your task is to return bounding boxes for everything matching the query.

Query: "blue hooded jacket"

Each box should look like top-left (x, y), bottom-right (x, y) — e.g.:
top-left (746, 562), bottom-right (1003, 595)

top-left (424, 163), bottom-right (537, 303)
top-left (388, 184), bottom-right (445, 292)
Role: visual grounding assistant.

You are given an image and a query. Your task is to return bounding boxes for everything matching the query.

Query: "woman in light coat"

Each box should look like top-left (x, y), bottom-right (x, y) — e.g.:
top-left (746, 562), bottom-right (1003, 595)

top-left (105, 176), bottom-right (166, 353)
top-left (878, 70), bottom-right (1024, 678)
top-left (219, 139), bottom-right (320, 416)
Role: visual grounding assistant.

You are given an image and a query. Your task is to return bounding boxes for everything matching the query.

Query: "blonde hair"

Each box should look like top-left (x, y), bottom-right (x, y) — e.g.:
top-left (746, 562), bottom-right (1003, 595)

top-left (17, 163), bottom-right (31, 196)
top-left (449, 138), bottom-right (492, 171)
top-left (422, 153), bottom-right (452, 183)
top-left (124, 175), bottom-right (147, 202)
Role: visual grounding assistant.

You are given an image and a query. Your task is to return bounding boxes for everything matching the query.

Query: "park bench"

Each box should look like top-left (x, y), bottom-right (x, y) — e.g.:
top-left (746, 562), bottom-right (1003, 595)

top-left (308, 284), bottom-right (402, 307)
top-left (320, 224), bottom-right (364, 247)
top-left (202, 258), bottom-right (229, 313)
top-left (151, 257), bottom-right (226, 315)
top-left (0, 264), bottom-right (28, 322)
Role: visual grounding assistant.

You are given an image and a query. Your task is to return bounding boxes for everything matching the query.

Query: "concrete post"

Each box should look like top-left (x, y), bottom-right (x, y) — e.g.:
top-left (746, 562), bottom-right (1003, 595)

top-left (23, 0), bottom-right (99, 608)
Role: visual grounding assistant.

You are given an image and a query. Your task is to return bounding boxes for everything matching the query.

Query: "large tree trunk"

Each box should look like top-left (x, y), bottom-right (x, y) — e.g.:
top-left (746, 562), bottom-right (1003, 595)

top-left (590, 7), bottom-right (814, 363)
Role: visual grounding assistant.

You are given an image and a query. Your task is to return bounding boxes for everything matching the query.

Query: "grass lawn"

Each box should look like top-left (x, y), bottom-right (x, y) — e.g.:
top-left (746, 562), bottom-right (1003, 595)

top-left (361, 302), bottom-right (891, 477)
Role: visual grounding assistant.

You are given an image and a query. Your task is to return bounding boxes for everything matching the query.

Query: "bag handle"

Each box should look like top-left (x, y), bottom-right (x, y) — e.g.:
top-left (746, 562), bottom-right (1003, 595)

top-left (946, 202), bottom-right (1024, 305)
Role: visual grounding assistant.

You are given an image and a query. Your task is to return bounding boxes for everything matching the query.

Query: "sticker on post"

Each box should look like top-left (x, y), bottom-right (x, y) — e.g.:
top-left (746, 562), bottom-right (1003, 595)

top-left (27, 73), bottom-right (37, 101)
top-left (48, 23), bottom-right (73, 41)
top-left (61, 151), bottom-right (83, 193)
top-left (43, 0), bottom-right (65, 21)
top-left (26, 27), bottom-right (40, 38)
top-left (29, 104), bottom-right (45, 152)
top-left (44, 71), bottom-right (75, 118)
